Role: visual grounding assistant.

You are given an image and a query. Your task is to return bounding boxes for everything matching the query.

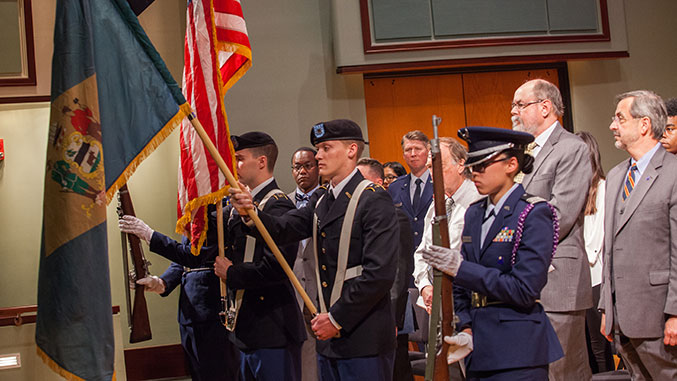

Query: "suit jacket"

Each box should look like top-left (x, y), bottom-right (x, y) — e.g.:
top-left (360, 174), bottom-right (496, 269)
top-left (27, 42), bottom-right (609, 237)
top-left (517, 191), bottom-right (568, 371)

top-left (521, 122), bottom-right (593, 312)
top-left (599, 147), bottom-right (677, 338)
top-left (255, 171), bottom-right (399, 358)
top-left (388, 173), bottom-right (434, 251)
top-left (224, 179), bottom-right (305, 351)
top-left (288, 190), bottom-right (318, 311)
top-left (454, 185), bottom-right (563, 371)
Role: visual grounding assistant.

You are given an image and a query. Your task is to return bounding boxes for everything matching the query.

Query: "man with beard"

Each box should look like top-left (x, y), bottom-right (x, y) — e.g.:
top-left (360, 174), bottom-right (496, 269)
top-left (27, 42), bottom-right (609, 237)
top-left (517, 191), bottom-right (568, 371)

top-left (510, 79), bottom-right (593, 380)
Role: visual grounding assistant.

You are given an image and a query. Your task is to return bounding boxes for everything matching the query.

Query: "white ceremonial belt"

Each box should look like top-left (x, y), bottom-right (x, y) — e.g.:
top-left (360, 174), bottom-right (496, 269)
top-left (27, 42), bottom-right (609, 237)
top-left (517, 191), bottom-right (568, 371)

top-left (344, 265), bottom-right (363, 281)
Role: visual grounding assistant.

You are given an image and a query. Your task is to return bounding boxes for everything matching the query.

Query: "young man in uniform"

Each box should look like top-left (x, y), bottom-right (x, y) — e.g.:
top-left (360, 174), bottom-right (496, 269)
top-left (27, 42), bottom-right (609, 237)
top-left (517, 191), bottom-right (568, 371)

top-left (229, 119), bottom-right (400, 381)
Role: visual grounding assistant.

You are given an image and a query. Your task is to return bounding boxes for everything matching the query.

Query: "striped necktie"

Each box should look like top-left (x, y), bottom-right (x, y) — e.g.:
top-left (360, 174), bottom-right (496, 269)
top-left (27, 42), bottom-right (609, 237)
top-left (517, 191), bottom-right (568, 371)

top-left (622, 163), bottom-right (638, 201)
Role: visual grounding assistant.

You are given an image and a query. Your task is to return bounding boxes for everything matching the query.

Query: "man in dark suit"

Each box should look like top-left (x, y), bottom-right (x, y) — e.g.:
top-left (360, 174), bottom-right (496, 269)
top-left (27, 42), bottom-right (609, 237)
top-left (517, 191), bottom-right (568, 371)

top-left (358, 157), bottom-right (414, 381)
top-left (289, 147), bottom-right (321, 381)
top-left (511, 79), bottom-right (593, 380)
top-left (229, 119), bottom-right (399, 381)
top-left (212, 132), bottom-right (305, 381)
top-left (119, 205), bottom-right (240, 381)
top-left (600, 90), bottom-right (677, 379)
top-left (388, 130), bottom-right (433, 255)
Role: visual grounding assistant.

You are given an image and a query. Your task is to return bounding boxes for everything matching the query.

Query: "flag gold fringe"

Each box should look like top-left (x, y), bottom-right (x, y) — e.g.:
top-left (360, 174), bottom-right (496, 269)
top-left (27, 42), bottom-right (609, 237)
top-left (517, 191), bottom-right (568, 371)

top-left (37, 346), bottom-right (117, 381)
top-left (175, 185), bottom-right (231, 256)
top-left (105, 102), bottom-right (192, 205)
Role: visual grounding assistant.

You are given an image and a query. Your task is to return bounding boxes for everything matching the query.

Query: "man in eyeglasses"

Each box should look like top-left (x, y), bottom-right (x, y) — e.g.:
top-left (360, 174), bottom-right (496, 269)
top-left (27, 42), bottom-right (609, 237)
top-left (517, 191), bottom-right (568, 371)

top-left (660, 98), bottom-right (677, 154)
top-left (511, 79), bottom-right (593, 380)
top-left (288, 146), bottom-right (321, 381)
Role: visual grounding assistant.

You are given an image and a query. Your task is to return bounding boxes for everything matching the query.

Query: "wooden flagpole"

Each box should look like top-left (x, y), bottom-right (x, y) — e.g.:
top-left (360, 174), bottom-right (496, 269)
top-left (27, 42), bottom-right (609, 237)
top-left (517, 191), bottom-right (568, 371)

top-left (187, 112), bottom-right (318, 316)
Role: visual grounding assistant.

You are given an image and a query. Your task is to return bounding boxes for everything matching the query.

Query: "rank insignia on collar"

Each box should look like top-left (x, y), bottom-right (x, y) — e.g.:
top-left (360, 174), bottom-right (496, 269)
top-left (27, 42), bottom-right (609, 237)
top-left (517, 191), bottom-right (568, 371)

top-left (492, 227), bottom-right (514, 242)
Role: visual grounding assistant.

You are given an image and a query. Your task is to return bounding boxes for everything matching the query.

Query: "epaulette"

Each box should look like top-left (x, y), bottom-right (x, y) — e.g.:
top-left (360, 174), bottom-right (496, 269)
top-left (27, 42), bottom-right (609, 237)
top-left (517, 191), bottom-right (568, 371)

top-left (271, 193), bottom-right (288, 201)
top-left (366, 183), bottom-right (385, 192)
top-left (521, 193), bottom-right (547, 204)
top-left (319, 184), bottom-right (328, 190)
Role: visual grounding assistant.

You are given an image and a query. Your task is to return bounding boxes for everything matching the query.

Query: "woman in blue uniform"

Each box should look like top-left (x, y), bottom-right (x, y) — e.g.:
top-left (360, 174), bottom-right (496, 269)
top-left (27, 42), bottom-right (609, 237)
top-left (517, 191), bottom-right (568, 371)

top-left (421, 126), bottom-right (563, 380)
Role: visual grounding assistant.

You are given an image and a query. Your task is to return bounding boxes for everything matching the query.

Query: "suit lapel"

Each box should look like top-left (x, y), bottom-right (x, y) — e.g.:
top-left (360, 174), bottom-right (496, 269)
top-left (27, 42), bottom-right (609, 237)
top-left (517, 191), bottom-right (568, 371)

top-left (318, 171), bottom-right (364, 230)
top-left (522, 123), bottom-right (562, 188)
top-left (480, 187), bottom-right (519, 254)
top-left (466, 204), bottom-right (485, 263)
top-left (400, 174), bottom-right (413, 215)
top-left (615, 149), bottom-right (664, 235)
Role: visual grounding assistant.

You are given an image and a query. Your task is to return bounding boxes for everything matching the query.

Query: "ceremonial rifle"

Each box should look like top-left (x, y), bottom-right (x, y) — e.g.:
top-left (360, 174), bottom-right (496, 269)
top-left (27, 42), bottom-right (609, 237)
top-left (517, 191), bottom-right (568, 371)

top-left (425, 115), bottom-right (456, 381)
top-left (117, 184), bottom-right (153, 343)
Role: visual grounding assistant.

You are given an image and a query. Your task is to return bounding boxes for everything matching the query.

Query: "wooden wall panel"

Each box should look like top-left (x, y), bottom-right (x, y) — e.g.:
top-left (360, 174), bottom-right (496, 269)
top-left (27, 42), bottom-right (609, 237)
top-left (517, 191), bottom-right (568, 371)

top-left (364, 75), bottom-right (465, 166)
top-left (463, 69), bottom-right (559, 129)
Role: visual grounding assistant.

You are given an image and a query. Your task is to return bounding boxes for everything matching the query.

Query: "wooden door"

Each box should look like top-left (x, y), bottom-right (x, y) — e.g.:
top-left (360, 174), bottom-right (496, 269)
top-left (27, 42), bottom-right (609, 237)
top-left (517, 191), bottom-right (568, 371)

top-left (364, 67), bottom-right (564, 166)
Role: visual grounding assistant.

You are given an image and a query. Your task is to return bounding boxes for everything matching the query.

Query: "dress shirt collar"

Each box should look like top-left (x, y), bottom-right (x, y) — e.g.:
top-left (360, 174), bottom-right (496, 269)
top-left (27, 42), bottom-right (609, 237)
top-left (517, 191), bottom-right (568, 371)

top-left (250, 176), bottom-right (275, 199)
top-left (532, 121), bottom-right (558, 157)
top-left (410, 169), bottom-right (430, 188)
top-left (484, 183), bottom-right (520, 220)
top-left (329, 168), bottom-right (359, 198)
top-left (296, 185), bottom-right (319, 198)
top-left (631, 142), bottom-right (661, 176)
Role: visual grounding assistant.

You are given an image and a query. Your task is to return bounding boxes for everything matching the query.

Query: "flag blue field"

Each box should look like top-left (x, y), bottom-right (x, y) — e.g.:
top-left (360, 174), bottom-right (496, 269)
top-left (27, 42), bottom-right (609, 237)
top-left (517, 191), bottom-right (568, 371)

top-left (37, 0), bottom-right (189, 379)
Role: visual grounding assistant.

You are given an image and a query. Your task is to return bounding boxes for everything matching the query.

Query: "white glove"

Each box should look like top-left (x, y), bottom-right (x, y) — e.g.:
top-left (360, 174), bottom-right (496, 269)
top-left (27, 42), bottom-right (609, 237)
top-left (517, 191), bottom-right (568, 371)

top-left (119, 215), bottom-right (153, 244)
top-left (421, 244), bottom-right (463, 277)
top-left (136, 275), bottom-right (166, 294)
top-left (444, 331), bottom-right (473, 364)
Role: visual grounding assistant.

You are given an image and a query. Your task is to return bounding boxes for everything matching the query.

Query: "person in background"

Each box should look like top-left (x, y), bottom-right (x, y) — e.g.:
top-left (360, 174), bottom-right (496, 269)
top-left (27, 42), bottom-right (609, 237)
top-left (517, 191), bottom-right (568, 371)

top-left (288, 146), bottom-right (321, 381)
top-left (357, 157), bottom-right (414, 381)
top-left (576, 131), bottom-right (614, 374)
top-left (383, 161), bottom-right (407, 189)
top-left (659, 97), bottom-right (677, 154)
top-left (600, 90), bottom-right (677, 379)
top-left (511, 79), bottom-right (593, 380)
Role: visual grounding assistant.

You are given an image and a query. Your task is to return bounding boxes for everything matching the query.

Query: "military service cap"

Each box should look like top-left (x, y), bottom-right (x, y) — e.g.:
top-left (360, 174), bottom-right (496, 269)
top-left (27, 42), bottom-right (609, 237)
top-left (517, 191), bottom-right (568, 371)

top-left (458, 126), bottom-right (534, 166)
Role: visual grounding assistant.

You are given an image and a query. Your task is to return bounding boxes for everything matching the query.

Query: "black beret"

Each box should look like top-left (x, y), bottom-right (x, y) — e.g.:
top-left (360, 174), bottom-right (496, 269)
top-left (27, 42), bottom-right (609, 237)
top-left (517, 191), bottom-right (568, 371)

top-left (310, 119), bottom-right (366, 146)
top-left (231, 131), bottom-right (276, 151)
top-left (457, 126), bottom-right (534, 166)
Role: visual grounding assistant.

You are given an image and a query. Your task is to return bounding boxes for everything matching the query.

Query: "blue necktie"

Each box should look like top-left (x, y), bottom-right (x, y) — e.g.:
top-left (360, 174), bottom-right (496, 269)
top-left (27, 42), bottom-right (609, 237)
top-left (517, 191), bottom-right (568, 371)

top-left (412, 178), bottom-right (422, 211)
top-left (622, 163), bottom-right (638, 201)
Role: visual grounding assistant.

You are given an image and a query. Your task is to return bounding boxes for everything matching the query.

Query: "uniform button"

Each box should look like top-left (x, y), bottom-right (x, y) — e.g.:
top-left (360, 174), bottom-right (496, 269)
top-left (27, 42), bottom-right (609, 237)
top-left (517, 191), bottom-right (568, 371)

top-left (259, 296), bottom-right (264, 300)
top-left (322, 265), bottom-right (327, 271)
top-left (322, 281), bottom-right (328, 288)
top-left (414, 217), bottom-right (418, 222)
top-left (321, 232), bottom-right (326, 238)
top-left (301, 277), bottom-right (306, 281)
top-left (303, 258), bottom-right (308, 261)
top-left (322, 248), bottom-right (326, 254)
top-left (414, 232), bottom-right (419, 236)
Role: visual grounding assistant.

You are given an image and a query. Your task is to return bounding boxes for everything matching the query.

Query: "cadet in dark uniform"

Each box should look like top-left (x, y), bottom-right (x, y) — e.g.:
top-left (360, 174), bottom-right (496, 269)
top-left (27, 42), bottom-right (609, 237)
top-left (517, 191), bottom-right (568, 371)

top-left (119, 205), bottom-right (240, 381)
top-left (421, 127), bottom-right (564, 380)
top-left (213, 132), bottom-right (305, 381)
top-left (229, 120), bottom-right (399, 381)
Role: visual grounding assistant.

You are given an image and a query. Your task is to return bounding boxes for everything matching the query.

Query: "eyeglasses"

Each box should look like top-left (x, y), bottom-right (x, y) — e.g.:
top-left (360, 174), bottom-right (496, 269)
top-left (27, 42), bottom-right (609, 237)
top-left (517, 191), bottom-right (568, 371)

top-left (291, 163), bottom-right (316, 172)
top-left (610, 115), bottom-right (630, 124)
top-left (469, 157), bottom-right (511, 173)
top-left (384, 175), bottom-right (398, 181)
top-left (511, 99), bottom-right (543, 111)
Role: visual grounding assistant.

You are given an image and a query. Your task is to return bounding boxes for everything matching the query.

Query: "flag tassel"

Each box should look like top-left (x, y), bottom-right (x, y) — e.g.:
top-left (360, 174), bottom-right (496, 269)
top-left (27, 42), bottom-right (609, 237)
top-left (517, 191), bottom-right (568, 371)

top-left (186, 112), bottom-right (318, 316)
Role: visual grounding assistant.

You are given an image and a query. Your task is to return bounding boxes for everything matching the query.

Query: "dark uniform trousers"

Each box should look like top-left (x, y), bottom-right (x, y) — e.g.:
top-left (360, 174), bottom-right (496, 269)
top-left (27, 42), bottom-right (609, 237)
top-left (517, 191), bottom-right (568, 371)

top-left (225, 180), bottom-right (305, 381)
top-left (453, 186), bottom-right (564, 380)
top-left (253, 172), bottom-right (400, 381)
top-left (151, 230), bottom-right (240, 381)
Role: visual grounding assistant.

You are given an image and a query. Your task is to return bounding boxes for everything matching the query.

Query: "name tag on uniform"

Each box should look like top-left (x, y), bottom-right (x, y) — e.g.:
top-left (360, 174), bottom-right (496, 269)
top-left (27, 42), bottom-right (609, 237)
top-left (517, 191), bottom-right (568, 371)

top-left (492, 227), bottom-right (514, 243)
top-left (462, 235), bottom-right (472, 243)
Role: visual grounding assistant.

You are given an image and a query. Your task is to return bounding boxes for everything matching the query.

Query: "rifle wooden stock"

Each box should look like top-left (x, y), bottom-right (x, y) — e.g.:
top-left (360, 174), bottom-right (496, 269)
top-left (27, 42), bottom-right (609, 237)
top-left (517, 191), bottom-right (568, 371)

top-left (429, 116), bottom-right (455, 381)
top-left (119, 184), bottom-right (153, 343)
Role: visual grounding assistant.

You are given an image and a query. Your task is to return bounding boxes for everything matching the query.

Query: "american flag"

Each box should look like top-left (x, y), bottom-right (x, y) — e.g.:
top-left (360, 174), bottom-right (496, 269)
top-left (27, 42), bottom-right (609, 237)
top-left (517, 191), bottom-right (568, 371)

top-left (177, 0), bottom-right (251, 254)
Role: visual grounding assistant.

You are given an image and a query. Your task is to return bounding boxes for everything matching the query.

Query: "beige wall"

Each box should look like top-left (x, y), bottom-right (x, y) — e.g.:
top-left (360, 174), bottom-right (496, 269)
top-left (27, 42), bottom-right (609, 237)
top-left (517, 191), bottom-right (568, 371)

top-left (0, 0), bottom-right (675, 356)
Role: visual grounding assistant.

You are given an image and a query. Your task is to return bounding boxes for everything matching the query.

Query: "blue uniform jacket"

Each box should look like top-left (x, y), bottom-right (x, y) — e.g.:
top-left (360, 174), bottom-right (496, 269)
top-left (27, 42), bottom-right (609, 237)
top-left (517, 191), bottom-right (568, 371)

top-left (151, 208), bottom-right (222, 325)
top-left (387, 173), bottom-right (433, 251)
top-left (454, 185), bottom-right (563, 371)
